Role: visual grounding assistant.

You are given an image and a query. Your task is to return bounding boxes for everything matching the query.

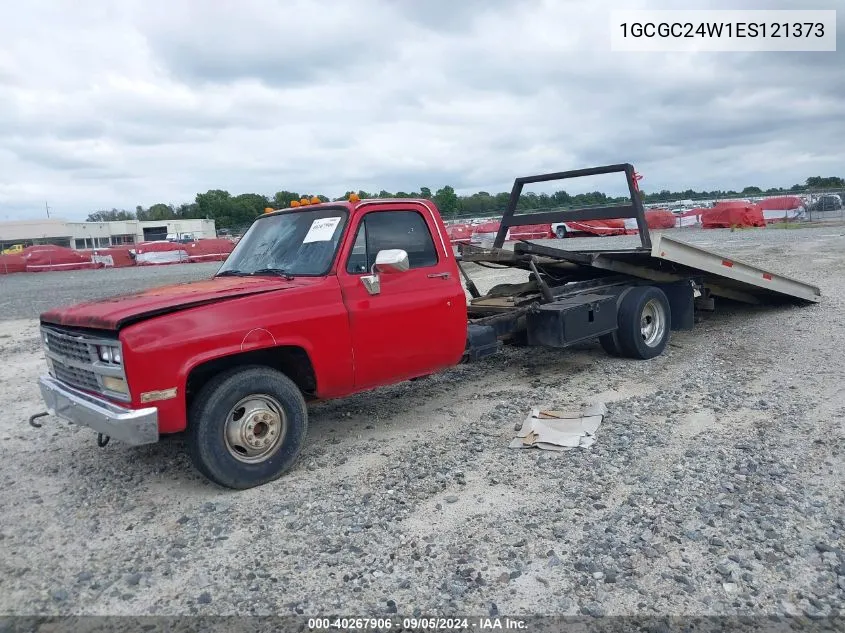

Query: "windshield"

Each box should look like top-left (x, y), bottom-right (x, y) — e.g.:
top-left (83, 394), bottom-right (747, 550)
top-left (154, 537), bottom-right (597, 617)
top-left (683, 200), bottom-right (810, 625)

top-left (217, 208), bottom-right (348, 277)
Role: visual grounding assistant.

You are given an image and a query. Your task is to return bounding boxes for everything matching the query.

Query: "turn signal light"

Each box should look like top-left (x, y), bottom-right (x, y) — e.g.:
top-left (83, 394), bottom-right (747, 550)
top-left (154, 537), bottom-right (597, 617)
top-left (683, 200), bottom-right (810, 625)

top-left (102, 376), bottom-right (129, 395)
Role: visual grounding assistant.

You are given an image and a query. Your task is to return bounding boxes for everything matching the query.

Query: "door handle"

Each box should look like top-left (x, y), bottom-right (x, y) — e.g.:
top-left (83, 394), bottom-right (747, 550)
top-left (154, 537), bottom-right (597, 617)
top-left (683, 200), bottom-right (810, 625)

top-left (427, 272), bottom-right (450, 279)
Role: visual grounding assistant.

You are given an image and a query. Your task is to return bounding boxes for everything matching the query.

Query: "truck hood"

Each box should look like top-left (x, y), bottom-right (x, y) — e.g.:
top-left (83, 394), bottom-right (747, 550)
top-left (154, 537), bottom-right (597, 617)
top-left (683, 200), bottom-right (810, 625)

top-left (40, 276), bottom-right (304, 331)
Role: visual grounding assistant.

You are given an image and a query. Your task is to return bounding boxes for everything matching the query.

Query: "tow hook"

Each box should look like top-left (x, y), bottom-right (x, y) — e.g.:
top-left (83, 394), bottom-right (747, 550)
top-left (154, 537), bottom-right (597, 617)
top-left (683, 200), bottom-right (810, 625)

top-left (29, 411), bottom-right (49, 428)
top-left (29, 411), bottom-right (111, 447)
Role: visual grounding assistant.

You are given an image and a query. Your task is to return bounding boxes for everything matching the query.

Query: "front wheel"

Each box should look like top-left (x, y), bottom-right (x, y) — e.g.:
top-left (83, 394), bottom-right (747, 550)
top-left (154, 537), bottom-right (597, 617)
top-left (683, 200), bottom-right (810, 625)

top-left (555, 225), bottom-right (568, 239)
top-left (186, 366), bottom-right (308, 489)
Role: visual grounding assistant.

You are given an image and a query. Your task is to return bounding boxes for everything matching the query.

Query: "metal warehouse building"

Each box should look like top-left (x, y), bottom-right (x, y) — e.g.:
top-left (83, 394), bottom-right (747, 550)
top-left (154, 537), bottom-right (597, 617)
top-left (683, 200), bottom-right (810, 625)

top-left (0, 218), bottom-right (217, 250)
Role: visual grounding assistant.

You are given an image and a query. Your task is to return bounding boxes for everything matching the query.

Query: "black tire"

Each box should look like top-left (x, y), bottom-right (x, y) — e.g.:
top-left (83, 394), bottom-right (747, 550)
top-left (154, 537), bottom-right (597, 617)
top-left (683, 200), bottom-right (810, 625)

top-left (599, 332), bottom-right (622, 356)
top-left (555, 225), bottom-right (568, 239)
top-left (616, 286), bottom-right (671, 360)
top-left (186, 366), bottom-right (308, 490)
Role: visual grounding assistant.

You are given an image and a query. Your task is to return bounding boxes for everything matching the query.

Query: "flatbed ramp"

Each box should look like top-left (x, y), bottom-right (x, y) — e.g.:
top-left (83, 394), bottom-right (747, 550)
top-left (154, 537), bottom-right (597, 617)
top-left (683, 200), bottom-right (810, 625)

top-left (647, 234), bottom-right (819, 303)
top-left (500, 234), bottom-right (820, 304)
top-left (468, 163), bottom-right (821, 306)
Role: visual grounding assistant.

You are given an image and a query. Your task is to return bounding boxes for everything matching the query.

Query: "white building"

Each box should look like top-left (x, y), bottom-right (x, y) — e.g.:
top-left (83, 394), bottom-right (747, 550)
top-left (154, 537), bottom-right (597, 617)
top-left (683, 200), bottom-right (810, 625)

top-left (0, 218), bottom-right (217, 250)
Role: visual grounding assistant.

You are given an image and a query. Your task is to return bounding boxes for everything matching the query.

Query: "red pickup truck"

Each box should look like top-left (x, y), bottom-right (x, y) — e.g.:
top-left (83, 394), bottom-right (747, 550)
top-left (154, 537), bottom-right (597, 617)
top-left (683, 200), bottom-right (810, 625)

top-left (38, 196), bottom-right (472, 489)
top-left (36, 164), bottom-right (819, 489)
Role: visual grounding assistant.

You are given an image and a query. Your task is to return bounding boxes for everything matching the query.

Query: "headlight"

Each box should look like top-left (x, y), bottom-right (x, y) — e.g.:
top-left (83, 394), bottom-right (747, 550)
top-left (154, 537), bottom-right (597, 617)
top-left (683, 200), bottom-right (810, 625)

top-left (97, 345), bottom-right (121, 365)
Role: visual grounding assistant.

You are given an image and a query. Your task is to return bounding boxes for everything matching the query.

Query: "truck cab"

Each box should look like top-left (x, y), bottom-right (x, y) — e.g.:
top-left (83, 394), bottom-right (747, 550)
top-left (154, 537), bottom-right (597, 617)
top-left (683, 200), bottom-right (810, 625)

top-left (37, 197), bottom-right (468, 489)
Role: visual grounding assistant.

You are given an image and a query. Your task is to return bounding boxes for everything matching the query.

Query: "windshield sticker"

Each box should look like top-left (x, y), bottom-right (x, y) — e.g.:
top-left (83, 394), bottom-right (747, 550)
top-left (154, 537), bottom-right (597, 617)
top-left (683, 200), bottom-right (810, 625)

top-left (303, 217), bottom-right (342, 243)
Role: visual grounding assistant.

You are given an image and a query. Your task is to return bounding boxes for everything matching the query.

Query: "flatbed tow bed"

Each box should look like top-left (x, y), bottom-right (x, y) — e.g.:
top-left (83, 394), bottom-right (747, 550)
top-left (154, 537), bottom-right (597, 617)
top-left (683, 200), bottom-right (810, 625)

top-left (458, 163), bottom-right (821, 361)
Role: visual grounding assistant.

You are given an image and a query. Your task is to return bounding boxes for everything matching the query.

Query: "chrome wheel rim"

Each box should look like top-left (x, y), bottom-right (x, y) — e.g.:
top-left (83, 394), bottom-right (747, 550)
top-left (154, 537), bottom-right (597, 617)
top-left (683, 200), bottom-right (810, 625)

top-left (640, 299), bottom-right (667, 347)
top-left (224, 394), bottom-right (287, 463)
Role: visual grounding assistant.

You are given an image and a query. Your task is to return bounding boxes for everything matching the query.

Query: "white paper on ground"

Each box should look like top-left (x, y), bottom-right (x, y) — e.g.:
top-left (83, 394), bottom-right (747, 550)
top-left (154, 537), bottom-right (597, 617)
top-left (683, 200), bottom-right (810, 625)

top-left (510, 404), bottom-right (605, 451)
top-left (303, 217), bottom-right (342, 243)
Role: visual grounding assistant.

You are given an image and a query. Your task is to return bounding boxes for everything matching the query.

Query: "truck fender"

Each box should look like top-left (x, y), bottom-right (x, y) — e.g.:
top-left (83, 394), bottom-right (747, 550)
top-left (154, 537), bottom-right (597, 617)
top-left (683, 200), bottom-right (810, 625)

top-left (180, 335), bottom-right (317, 396)
top-left (182, 339), bottom-right (319, 423)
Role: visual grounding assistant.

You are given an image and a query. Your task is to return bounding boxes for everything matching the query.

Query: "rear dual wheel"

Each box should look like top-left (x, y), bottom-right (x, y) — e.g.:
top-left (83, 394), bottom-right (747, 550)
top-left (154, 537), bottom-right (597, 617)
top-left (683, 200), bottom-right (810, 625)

top-left (599, 286), bottom-right (670, 360)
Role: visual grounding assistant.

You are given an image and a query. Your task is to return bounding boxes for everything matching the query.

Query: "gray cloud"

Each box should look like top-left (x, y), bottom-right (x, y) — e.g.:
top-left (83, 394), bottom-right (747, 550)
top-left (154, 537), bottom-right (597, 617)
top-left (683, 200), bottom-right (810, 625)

top-left (10, 146), bottom-right (104, 172)
top-left (0, 0), bottom-right (843, 219)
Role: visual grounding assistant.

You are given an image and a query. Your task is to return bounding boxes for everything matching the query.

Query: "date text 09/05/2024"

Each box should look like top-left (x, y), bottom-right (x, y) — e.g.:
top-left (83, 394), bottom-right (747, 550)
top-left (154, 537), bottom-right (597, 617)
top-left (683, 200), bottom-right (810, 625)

top-left (307, 617), bottom-right (528, 630)
top-left (618, 21), bottom-right (825, 39)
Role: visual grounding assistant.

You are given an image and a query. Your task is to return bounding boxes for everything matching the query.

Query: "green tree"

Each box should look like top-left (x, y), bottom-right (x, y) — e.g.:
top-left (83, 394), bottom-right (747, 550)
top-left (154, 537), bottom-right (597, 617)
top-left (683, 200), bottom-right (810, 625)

top-left (86, 209), bottom-right (135, 222)
top-left (433, 185), bottom-right (460, 216)
top-left (272, 191), bottom-right (301, 208)
top-left (806, 176), bottom-right (845, 189)
top-left (145, 203), bottom-right (176, 221)
top-left (196, 190), bottom-right (236, 228)
top-left (175, 202), bottom-right (200, 218)
top-left (85, 172), bottom-right (844, 230)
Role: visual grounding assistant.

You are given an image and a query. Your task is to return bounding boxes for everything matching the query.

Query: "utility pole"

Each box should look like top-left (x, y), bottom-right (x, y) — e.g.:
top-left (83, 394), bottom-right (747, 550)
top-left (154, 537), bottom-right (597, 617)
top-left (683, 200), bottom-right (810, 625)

top-left (45, 202), bottom-right (51, 218)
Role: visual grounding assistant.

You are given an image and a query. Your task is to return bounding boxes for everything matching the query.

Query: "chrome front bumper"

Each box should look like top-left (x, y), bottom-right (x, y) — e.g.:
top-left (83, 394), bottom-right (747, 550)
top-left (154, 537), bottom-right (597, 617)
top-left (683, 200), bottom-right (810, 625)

top-left (38, 374), bottom-right (159, 445)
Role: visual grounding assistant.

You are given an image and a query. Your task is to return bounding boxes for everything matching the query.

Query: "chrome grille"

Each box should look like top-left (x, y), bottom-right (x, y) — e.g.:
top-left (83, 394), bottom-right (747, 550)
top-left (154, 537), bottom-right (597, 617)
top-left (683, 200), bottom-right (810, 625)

top-left (44, 330), bottom-right (92, 363)
top-left (53, 362), bottom-right (100, 392)
top-left (41, 325), bottom-right (129, 401)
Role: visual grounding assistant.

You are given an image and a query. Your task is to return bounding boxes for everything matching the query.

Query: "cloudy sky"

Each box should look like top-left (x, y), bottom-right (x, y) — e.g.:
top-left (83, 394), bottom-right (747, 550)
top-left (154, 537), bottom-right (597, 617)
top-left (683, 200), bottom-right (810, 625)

top-left (0, 0), bottom-right (842, 221)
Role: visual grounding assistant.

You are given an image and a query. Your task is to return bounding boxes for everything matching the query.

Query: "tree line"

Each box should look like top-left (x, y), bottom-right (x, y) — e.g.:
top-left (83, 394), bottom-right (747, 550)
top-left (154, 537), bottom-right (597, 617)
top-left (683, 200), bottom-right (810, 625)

top-left (86, 176), bottom-right (845, 229)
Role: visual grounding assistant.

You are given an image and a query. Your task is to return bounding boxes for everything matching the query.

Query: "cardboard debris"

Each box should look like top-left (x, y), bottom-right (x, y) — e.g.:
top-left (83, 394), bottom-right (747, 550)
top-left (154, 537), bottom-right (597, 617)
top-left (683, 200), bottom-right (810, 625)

top-left (509, 403), bottom-right (606, 451)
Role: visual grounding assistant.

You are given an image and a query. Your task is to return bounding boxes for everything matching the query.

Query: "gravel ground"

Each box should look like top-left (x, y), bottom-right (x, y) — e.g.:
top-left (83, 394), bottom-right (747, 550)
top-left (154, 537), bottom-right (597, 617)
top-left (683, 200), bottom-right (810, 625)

top-left (0, 226), bottom-right (843, 619)
top-left (0, 262), bottom-right (221, 321)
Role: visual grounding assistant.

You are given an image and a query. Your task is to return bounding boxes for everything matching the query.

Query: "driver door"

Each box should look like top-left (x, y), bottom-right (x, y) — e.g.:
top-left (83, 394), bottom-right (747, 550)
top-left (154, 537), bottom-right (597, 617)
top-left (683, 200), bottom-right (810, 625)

top-left (338, 207), bottom-right (465, 390)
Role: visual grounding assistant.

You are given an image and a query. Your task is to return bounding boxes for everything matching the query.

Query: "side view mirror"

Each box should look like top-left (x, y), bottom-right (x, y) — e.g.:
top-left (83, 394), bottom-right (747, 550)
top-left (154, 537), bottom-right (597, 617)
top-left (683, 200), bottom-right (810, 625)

top-left (361, 249), bottom-right (409, 295)
top-left (373, 249), bottom-right (409, 274)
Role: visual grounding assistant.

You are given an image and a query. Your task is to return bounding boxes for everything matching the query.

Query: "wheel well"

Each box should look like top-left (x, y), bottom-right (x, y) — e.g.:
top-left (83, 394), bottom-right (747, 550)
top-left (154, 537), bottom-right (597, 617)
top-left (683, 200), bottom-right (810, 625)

top-left (186, 346), bottom-right (317, 410)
